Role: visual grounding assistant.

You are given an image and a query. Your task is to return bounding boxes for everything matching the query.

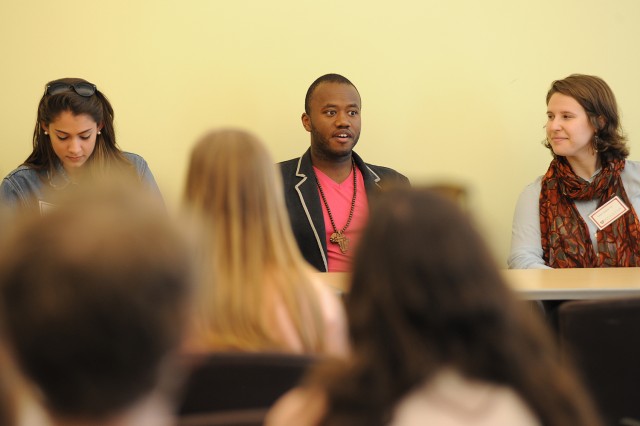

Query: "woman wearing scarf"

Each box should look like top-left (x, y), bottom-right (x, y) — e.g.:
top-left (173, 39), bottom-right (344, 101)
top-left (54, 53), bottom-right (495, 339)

top-left (509, 74), bottom-right (640, 269)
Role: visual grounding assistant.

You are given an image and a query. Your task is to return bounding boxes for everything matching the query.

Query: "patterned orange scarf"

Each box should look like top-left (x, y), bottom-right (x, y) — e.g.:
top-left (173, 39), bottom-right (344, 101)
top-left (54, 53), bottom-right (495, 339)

top-left (539, 157), bottom-right (640, 268)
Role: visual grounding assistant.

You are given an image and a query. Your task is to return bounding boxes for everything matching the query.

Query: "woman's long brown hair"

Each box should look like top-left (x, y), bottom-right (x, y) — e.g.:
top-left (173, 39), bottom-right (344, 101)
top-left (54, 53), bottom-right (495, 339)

top-left (310, 188), bottom-right (601, 426)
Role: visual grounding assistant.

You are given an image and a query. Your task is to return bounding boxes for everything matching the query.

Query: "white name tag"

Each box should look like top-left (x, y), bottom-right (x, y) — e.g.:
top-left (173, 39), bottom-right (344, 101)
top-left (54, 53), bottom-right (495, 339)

top-left (39, 200), bottom-right (56, 215)
top-left (589, 195), bottom-right (629, 230)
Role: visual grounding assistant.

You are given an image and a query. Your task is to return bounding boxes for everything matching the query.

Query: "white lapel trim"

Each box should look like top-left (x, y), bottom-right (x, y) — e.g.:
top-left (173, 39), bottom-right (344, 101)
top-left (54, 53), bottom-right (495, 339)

top-left (294, 156), bottom-right (328, 271)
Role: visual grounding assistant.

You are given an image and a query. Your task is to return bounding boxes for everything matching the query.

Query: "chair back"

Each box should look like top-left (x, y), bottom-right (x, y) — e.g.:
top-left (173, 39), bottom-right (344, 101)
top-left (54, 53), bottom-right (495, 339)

top-left (177, 351), bottom-right (318, 423)
top-left (177, 409), bottom-right (267, 426)
top-left (558, 297), bottom-right (640, 425)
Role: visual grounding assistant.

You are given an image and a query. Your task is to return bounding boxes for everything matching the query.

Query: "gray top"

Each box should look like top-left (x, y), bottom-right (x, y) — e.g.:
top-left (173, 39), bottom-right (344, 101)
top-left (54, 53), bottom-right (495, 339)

top-left (0, 152), bottom-right (162, 213)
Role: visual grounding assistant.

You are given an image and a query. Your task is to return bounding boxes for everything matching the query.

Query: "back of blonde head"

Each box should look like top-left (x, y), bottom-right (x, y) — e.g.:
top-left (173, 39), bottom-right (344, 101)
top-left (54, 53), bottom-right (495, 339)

top-left (184, 129), bottom-right (326, 353)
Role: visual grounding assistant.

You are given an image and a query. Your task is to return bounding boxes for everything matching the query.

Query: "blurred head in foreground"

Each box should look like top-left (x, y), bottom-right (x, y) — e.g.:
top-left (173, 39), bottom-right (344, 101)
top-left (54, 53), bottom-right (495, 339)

top-left (0, 177), bottom-right (195, 425)
top-left (302, 188), bottom-right (601, 426)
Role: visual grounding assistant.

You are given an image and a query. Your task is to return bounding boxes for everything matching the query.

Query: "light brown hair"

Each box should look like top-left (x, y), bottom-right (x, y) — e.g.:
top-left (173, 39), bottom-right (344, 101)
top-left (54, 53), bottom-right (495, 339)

top-left (545, 74), bottom-right (628, 162)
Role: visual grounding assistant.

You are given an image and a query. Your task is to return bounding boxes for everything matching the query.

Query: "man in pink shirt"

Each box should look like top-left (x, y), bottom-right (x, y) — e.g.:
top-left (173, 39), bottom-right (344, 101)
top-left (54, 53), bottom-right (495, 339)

top-left (280, 73), bottom-right (409, 272)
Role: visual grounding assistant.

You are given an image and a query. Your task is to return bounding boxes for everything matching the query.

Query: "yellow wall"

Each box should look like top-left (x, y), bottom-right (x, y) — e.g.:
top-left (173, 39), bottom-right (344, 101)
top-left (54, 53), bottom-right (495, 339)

top-left (2, 0), bottom-right (639, 265)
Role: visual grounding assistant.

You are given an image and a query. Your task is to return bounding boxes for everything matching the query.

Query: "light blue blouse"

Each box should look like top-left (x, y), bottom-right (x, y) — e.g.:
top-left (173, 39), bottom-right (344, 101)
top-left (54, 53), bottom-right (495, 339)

top-left (508, 160), bottom-right (640, 269)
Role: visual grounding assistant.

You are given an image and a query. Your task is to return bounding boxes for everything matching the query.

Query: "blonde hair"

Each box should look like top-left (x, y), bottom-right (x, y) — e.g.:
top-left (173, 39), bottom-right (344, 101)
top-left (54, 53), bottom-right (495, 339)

top-left (184, 129), bottom-right (326, 353)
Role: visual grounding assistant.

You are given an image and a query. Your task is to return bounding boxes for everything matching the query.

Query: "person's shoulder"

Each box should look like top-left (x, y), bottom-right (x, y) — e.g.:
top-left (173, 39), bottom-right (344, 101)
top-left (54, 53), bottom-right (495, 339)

top-left (364, 162), bottom-right (409, 183)
top-left (3, 165), bottom-right (35, 178)
top-left (122, 152), bottom-right (151, 173)
top-left (279, 157), bottom-right (301, 171)
top-left (624, 159), bottom-right (640, 174)
top-left (307, 269), bottom-right (344, 312)
top-left (365, 162), bottom-right (405, 175)
top-left (392, 370), bottom-right (540, 426)
top-left (514, 176), bottom-right (543, 207)
top-left (2, 165), bottom-right (39, 184)
top-left (279, 154), bottom-right (312, 185)
top-left (527, 174), bottom-right (543, 187)
top-left (621, 160), bottom-right (640, 197)
top-left (122, 151), bottom-right (147, 165)
top-left (279, 149), bottom-right (311, 168)
top-left (265, 386), bottom-right (327, 426)
top-left (1, 166), bottom-right (43, 206)
top-left (279, 150), bottom-right (312, 172)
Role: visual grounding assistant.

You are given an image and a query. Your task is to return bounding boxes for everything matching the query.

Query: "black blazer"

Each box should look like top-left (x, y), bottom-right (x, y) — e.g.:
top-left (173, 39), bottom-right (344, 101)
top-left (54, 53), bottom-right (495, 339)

top-left (279, 149), bottom-right (409, 272)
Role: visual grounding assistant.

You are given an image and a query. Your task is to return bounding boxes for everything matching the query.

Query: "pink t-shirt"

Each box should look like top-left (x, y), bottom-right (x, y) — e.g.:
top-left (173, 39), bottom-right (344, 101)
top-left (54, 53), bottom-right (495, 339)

top-left (314, 166), bottom-right (369, 272)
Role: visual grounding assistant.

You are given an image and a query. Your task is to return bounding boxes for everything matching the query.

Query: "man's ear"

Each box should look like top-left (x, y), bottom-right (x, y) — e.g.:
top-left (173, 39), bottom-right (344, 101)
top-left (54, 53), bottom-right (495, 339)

top-left (301, 113), bottom-right (312, 132)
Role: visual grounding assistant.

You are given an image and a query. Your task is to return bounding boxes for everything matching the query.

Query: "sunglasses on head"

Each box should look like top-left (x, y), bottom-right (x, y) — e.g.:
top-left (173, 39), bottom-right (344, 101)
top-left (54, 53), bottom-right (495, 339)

top-left (46, 82), bottom-right (97, 97)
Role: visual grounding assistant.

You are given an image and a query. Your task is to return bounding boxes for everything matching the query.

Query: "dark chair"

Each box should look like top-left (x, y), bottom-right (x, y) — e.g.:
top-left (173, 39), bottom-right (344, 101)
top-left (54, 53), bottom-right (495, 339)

top-left (558, 297), bottom-right (640, 425)
top-left (178, 409), bottom-right (267, 426)
top-left (176, 351), bottom-right (318, 424)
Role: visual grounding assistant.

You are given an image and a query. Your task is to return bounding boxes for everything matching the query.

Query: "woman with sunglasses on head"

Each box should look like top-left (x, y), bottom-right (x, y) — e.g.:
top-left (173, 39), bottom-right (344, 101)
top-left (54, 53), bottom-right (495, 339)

top-left (509, 74), bottom-right (640, 269)
top-left (0, 77), bottom-right (161, 213)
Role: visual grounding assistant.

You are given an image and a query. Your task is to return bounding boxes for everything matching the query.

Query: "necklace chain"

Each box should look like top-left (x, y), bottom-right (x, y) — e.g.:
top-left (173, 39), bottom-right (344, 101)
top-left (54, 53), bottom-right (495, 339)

top-left (316, 160), bottom-right (357, 254)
